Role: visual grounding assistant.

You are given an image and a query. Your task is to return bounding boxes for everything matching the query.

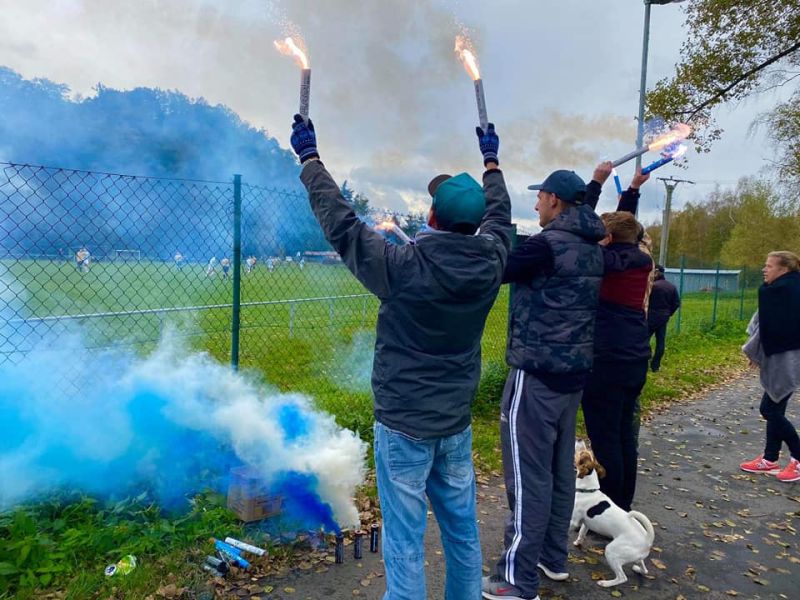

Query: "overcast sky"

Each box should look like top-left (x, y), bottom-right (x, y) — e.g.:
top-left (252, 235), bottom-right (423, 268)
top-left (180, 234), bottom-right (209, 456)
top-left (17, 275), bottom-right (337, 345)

top-left (0, 0), bottom-right (791, 230)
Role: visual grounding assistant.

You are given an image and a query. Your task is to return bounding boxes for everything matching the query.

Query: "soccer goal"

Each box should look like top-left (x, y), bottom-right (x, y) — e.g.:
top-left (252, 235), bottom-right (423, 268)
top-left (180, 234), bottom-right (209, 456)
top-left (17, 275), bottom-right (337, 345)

top-left (114, 249), bottom-right (141, 261)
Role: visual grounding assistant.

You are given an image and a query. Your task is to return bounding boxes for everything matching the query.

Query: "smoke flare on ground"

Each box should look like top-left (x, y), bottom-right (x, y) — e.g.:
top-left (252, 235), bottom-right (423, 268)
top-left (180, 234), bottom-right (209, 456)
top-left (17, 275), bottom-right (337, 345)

top-left (0, 330), bottom-right (367, 530)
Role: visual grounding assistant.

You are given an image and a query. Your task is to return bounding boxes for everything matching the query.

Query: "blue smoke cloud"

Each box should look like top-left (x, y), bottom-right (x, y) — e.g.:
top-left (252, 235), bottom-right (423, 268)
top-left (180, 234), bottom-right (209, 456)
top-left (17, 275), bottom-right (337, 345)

top-left (0, 67), bottom-right (331, 261)
top-left (0, 329), bottom-right (367, 529)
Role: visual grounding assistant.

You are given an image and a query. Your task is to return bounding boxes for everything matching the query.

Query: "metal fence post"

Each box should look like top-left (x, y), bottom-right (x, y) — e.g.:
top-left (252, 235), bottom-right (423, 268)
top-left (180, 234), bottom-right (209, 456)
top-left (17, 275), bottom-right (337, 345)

top-left (361, 296), bottom-right (367, 327)
top-left (711, 260), bottom-right (721, 327)
top-left (675, 255), bottom-right (685, 334)
top-left (738, 265), bottom-right (746, 320)
top-left (230, 174), bottom-right (242, 370)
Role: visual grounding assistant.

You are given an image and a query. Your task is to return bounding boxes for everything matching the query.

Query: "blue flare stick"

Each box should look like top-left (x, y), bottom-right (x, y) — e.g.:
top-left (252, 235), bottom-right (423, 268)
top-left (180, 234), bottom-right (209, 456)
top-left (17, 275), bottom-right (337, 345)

top-left (613, 172), bottom-right (623, 195)
top-left (641, 155), bottom-right (675, 175)
top-left (214, 540), bottom-right (251, 569)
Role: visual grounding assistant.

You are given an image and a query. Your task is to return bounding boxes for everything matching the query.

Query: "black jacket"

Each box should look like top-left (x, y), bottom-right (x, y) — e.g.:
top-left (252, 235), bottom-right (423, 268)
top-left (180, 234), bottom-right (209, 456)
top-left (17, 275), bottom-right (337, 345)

top-left (759, 270), bottom-right (800, 356)
top-left (648, 276), bottom-right (680, 331)
top-left (300, 160), bottom-right (512, 439)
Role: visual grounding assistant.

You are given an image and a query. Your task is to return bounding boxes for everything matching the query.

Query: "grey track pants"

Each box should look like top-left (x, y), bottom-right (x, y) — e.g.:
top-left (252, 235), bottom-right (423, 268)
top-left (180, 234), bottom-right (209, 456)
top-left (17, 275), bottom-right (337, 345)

top-left (494, 368), bottom-right (581, 597)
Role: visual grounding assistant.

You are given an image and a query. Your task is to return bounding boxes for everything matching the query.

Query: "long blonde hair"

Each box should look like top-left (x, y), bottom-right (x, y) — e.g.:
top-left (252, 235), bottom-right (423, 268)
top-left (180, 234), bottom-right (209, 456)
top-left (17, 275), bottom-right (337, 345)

top-left (768, 251), bottom-right (800, 272)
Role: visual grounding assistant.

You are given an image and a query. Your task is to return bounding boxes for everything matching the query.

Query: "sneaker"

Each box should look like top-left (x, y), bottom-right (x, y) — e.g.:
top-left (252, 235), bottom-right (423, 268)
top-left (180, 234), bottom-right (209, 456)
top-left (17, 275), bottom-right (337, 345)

top-left (537, 562), bottom-right (569, 581)
top-left (481, 575), bottom-right (539, 600)
top-left (739, 455), bottom-right (780, 474)
top-left (776, 458), bottom-right (800, 483)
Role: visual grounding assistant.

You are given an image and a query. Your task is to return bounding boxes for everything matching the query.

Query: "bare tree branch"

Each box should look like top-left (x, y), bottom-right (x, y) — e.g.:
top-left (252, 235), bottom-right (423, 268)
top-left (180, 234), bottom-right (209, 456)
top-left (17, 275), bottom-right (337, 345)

top-left (685, 41), bottom-right (800, 122)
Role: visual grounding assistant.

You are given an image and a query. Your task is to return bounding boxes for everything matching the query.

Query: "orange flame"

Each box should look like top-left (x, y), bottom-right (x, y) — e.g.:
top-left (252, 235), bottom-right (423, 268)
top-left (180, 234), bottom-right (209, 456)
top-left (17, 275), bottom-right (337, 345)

top-left (648, 123), bottom-right (692, 152)
top-left (454, 35), bottom-right (481, 81)
top-left (274, 36), bottom-right (309, 69)
top-left (375, 220), bottom-right (395, 232)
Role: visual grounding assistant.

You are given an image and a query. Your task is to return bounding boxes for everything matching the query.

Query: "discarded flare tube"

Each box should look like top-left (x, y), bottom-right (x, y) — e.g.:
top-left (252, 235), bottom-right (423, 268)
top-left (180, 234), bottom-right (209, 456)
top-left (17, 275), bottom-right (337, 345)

top-left (335, 534), bottom-right (344, 564)
top-left (203, 555), bottom-right (230, 576)
top-left (224, 537), bottom-right (266, 557)
top-left (369, 523), bottom-right (380, 553)
top-left (354, 530), bottom-right (364, 560)
top-left (213, 539), bottom-right (251, 569)
top-left (612, 169), bottom-right (623, 195)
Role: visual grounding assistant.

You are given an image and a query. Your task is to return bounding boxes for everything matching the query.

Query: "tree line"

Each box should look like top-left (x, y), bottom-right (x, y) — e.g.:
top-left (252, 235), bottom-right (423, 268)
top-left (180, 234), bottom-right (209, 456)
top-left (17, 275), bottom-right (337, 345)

top-left (646, 178), bottom-right (800, 270)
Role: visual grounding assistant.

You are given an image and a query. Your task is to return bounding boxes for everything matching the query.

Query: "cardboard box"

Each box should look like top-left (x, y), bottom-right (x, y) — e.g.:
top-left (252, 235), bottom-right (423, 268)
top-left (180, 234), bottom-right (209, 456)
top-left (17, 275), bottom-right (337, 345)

top-left (226, 466), bottom-right (283, 522)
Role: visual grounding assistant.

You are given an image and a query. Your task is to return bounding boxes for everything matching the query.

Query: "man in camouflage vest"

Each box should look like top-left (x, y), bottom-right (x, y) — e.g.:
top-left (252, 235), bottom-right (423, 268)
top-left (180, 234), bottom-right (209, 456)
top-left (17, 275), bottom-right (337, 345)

top-left (483, 170), bottom-right (606, 600)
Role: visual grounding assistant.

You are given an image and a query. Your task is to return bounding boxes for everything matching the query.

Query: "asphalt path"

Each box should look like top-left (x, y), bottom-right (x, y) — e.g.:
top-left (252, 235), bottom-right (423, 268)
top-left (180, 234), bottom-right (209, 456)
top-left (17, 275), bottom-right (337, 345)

top-left (251, 374), bottom-right (799, 599)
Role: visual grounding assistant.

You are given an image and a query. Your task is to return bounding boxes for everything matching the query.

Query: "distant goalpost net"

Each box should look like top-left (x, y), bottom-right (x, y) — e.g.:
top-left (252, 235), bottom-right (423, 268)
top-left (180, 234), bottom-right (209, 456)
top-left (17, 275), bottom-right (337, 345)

top-left (114, 249), bottom-right (142, 262)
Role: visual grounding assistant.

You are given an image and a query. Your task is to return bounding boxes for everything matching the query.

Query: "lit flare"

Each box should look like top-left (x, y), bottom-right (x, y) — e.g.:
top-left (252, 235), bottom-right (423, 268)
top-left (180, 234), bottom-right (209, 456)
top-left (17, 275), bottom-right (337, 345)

top-left (454, 35), bottom-right (489, 131)
top-left (274, 36), bottom-right (309, 69)
top-left (612, 123), bottom-right (692, 168)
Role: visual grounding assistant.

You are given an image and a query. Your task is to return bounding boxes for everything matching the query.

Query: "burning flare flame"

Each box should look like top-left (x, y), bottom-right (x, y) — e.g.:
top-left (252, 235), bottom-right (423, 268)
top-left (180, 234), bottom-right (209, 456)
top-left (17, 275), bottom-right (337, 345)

top-left (665, 144), bottom-right (688, 159)
top-left (375, 220), bottom-right (396, 232)
top-left (274, 36), bottom-right (309, 69)
top-left (455, 35), bottom-right (481, 81)
top-left (648, 123), bottom-right (692, 152)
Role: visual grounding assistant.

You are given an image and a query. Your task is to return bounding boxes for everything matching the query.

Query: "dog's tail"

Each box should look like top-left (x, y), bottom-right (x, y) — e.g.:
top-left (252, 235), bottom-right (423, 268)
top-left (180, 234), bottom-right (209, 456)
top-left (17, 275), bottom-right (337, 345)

top-left (629, 511), bottom-right (655, 545)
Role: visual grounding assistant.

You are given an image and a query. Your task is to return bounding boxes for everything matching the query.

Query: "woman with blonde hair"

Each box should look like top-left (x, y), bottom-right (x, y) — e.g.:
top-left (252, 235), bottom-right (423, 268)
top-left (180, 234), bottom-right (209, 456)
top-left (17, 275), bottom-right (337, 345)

top-left (741, 251), bottom-right (800, 482)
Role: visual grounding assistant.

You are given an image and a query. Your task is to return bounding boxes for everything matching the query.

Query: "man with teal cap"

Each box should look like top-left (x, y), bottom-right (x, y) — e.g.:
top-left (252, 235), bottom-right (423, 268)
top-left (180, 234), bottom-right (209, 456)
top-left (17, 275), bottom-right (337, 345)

top-left (290, 114), bottom-right (512, 600)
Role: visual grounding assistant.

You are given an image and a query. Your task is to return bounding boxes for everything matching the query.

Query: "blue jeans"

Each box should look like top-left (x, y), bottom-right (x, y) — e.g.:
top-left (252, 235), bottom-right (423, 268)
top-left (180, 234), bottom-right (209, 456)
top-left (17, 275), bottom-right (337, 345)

top-left (374, 421), bottom-right (482, 600)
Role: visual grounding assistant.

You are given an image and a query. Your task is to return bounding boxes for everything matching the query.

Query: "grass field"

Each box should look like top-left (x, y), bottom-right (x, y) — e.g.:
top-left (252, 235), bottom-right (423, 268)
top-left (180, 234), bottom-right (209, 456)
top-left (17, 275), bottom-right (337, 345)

top-left (0, 257), bottom-right (759, 598)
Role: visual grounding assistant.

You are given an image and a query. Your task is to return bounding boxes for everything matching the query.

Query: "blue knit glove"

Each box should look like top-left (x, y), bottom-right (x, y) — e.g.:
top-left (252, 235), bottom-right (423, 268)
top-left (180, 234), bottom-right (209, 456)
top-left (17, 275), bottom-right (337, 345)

top-left (476, 123), bottom-right (499, 166)
top-left (291, 114), bottom-right (319, 163)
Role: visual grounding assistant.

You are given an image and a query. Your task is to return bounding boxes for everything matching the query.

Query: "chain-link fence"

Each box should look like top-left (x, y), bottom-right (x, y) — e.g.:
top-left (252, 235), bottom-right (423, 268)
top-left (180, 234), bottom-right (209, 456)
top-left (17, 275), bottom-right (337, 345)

top-left (665, 258), bottom-right (762, 334)
top-left (0, 162), bottom-right (510, 427)
top-left (1, 161), bottom-right (766, 411)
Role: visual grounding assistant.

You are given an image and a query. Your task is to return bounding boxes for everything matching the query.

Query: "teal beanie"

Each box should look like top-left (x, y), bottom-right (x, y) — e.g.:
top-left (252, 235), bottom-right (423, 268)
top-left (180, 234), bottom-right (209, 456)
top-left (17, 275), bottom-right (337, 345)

top-left (432, 173), bottom-right (486, 229)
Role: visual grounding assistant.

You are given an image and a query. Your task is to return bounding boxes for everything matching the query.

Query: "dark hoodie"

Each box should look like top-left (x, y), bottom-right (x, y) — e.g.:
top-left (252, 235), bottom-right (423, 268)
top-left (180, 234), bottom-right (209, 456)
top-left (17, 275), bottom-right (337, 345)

top-left (300, 160), bottom-right (512, 439)
top-left (505, 204), bottom-right (606, 382)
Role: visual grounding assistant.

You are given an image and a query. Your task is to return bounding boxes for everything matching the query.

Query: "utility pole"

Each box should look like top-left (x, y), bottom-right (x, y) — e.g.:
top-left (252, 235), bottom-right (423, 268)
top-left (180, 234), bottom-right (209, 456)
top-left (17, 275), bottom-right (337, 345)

top-left (658, 176), bottom-right (694, 267)
top-left (635, 0), bottom-right (686, 170)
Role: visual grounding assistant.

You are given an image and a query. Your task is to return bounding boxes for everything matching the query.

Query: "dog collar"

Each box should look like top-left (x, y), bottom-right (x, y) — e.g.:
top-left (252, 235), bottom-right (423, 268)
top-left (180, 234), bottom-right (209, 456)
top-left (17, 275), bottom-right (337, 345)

top-left (576, 488), bottom-right (600, 493)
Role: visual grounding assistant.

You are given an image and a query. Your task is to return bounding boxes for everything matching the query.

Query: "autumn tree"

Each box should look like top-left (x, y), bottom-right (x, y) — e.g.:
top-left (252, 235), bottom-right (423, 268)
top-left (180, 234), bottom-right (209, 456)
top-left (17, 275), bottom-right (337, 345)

top-left (647, 1), bottom-right (800, 184)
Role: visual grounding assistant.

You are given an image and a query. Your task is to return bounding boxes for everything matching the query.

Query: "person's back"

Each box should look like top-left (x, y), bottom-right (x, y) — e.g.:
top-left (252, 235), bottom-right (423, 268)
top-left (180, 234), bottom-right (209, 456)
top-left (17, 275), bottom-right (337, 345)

top-left (290, 114), bottom-right (510, 600)
top-left (648, 273), bottom-right (680, 331)
top-left (371, 227), bottom-right (506, 437)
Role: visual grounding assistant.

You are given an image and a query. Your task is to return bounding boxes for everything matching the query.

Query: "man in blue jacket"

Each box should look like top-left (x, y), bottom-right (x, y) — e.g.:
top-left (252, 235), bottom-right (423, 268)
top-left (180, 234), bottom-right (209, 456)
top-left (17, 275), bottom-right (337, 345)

top-left (483, 169), bottom-right (606, 600)
top-left (290, 114), bottom-right (512, 600)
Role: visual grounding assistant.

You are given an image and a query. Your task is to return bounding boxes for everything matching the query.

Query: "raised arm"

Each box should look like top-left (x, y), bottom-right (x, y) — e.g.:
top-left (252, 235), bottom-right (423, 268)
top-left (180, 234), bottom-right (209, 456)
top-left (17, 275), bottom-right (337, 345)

top-left (616, 168), bottom-right (650, 214)
top-left (586, 161), bottom-right (613, 211)
top-left (475, 123), bottom-right (512, 265)
top-left (292, 115), bottom-right (392, 298)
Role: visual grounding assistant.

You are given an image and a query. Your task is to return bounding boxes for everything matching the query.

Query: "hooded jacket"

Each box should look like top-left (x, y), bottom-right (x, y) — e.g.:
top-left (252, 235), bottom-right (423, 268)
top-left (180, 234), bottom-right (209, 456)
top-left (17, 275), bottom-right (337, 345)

top-left (300, 160), bottom-right (512, 439)
top-left (506, 204), bottom-right (606, 375)
top-left (759, 270), bottom-right (800, 356)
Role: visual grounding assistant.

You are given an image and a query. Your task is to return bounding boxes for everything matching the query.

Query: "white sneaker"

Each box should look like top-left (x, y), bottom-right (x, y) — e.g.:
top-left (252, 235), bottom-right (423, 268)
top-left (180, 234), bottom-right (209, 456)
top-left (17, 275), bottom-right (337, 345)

top-left (537, 562), bottom-right (569, 581)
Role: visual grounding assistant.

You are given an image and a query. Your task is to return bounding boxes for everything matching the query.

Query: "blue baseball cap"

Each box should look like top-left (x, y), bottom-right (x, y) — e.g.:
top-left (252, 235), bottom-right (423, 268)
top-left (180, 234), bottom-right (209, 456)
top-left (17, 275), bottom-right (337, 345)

top-left (430, 172), bottom-right (486, 229)
top-left (528, 170), bottom-right (587, 205)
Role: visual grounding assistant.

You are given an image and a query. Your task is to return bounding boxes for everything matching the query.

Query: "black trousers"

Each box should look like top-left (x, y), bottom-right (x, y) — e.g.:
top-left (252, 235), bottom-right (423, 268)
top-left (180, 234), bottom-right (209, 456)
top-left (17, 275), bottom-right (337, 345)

top-left (582, 360), bottom-right (648, 511)
top-left (649, 323), bottom-right (667, 371)
top-left (760, 392), bottom-right (800, 462)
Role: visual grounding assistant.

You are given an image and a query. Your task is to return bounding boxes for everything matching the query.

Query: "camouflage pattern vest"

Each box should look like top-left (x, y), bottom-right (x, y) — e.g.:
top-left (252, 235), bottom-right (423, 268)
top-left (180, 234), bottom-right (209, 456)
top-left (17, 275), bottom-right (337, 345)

top-left (506, 216), bottom-right (604, 375)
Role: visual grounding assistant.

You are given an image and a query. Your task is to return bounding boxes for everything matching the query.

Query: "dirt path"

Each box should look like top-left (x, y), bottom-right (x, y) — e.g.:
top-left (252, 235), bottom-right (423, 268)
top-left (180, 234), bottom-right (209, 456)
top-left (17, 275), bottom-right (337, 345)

top-left (250, 374), bottom-right (799, 599)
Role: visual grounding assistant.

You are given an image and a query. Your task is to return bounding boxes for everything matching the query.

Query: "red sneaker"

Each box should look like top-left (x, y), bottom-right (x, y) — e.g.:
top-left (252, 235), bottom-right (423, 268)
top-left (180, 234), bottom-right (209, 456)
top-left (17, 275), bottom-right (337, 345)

top-left (739, 455), bottom-right (780, 474)
top-left (776, 458), bottom-right (800, 483)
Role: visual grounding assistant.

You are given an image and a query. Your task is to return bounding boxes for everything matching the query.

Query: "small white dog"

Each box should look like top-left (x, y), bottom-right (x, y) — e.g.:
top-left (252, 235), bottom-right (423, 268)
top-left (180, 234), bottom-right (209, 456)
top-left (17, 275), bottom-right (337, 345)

top-left (571, 441), bottom-right (655, 587)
